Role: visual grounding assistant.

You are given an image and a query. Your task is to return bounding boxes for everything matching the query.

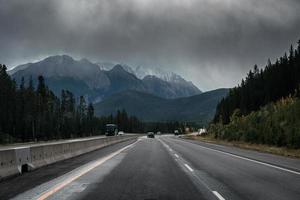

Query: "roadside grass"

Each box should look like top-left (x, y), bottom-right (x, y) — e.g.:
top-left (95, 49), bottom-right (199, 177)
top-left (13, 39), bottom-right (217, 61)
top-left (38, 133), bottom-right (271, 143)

top-left (182, 134), bottom-right (300, 159)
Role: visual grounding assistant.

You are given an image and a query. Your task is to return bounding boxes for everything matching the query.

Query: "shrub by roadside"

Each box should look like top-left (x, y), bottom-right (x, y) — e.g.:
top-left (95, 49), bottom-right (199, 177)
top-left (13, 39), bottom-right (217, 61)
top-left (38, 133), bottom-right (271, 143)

top-left (208, 96), bottom-right (300, 149)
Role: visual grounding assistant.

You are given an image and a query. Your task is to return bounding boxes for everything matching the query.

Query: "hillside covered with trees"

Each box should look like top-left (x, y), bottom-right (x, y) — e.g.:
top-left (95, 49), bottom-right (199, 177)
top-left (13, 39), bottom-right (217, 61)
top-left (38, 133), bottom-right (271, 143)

top-left (94, 88), bottom-right (228, 124)
top-left (214, 40), bottom-right (300, 124)
top-left (210, 40), bottom-right (300, 148)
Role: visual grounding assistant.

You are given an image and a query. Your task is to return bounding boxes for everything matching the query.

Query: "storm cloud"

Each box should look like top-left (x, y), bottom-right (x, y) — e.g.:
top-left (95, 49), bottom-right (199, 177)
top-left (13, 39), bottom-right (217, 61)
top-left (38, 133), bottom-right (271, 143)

top-left (0, 0), bottom-right (300, 90)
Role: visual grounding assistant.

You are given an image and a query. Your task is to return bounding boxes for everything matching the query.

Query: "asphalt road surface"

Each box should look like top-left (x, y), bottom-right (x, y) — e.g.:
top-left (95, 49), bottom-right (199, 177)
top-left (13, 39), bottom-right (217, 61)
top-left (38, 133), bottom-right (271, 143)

top-left (1, 135), bottom-right (300, 200)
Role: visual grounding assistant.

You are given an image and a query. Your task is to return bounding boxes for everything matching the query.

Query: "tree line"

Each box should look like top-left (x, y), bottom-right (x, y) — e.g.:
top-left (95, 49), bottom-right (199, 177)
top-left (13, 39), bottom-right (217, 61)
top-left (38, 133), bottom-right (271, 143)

top-left (0, 64), bottom-right (100, 143)
top-left (214, 40), bottom-right (300, 124)
top-left (0, 65), bottom-right (185, 143)
top-left (209, 39), bottom-right (300, 148)
top-left (95, 112), bottom-right (187, 134)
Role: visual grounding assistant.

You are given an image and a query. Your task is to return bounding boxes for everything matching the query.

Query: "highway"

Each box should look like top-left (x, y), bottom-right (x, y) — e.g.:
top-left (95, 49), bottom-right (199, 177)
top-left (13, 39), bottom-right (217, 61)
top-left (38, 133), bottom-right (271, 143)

top-left (0, 135), bottom-right (300, 200)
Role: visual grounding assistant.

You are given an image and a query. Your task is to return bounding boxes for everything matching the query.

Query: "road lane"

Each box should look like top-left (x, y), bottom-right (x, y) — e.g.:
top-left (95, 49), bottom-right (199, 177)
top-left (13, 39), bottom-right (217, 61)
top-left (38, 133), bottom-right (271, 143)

top-left (2, 135), bottom-right (300, 200)
top-left (74, 136), bottom-right (205, 200)
top-left (0, 139), bottom-right (136, 200)
top-left (176, 136), bottom-right (300, 172)
top-left (6, 136), bottom-right (208, 200)
top-left (161, 136), bottom-right (300, 200)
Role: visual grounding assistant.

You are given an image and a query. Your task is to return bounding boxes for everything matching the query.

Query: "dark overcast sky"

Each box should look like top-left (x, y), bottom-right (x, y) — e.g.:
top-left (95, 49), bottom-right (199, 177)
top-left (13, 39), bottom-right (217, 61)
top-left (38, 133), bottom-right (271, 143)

top-left (0, 0), bottom-right (300, 91)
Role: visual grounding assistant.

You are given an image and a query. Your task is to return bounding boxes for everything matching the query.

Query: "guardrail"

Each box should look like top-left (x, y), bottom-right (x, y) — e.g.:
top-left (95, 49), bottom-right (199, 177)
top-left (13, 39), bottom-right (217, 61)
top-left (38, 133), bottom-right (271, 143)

top-left (0, 135), bottom-right (139, 181)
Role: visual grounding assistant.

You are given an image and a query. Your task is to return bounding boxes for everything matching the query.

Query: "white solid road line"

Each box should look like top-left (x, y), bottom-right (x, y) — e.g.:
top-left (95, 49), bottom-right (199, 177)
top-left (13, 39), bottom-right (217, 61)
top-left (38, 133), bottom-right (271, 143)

top-left (36, 140), bottom-right (139, 200)
top-left (174, 154), bottom-right (179, 158)
top-left (213, 191), bottom-right (226, 200)
top-left (192, 143), bottom-right (300, 175)
top-left (184, 164), bottom-right (194, 172)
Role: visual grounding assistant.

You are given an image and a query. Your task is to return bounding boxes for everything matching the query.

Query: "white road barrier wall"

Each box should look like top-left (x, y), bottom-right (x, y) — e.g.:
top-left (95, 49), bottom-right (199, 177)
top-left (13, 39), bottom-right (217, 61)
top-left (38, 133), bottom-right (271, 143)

top-left (0, 135), bottom-right (138, 180)
top-left (0, 149), bottom-right (18, 179)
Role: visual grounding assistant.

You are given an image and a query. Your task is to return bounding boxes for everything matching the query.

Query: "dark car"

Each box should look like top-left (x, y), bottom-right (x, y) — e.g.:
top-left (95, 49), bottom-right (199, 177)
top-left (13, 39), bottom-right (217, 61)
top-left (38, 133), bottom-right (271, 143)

top-left (105, 124), bottom-right (118, 136)
top-left (147, 132), bottom-right (155, 138)
top-left (174, 130), bottom-right (179, 135)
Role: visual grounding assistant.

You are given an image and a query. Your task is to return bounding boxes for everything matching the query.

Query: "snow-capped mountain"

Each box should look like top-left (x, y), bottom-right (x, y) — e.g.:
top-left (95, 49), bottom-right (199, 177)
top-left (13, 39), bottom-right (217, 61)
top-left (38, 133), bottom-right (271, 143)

top-left (135, 65), bottom-right (201, 94)
top-left (96, 62), bottom-right (135, 75)
top-left (10, 55), bottom-right (201, 102)
top-left (135, 66), bottom-right (179, 82)
top-left (96, 61), bottom-right (116, 71)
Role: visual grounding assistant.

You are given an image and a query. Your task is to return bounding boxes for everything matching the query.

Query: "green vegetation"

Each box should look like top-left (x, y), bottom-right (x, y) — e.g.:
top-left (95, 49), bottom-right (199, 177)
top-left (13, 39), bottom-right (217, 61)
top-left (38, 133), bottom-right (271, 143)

top-left (210, 39), bottom-right (300, 149)
top-left (209, 97), bottom-right (300, 148)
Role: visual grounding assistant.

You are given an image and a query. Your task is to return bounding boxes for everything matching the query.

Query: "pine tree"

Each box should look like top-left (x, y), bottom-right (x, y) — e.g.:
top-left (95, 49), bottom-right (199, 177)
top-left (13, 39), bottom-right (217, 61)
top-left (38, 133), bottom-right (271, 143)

top-left (87, 103), bottom-right (95, 135)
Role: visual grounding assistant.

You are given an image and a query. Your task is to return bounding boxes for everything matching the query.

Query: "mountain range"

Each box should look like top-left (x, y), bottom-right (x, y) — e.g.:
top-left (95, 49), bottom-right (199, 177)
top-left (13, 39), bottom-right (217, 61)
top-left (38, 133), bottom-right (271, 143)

top-left (10, 55), bottom-right (201, 102)
top-left (9, 55), bottom-right (228, 124)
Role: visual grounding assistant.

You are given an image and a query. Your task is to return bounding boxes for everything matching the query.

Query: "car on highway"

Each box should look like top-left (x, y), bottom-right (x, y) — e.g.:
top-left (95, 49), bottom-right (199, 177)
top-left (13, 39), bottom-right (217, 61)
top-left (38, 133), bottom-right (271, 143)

top-left (147, 132), bottom-right (155, 138)
top-left (157, 131), bottom-right (161, 135)
top-left (105, 124), bottom-right (118, 136)
top-left (174, 130), bottom-right (179, 135)
top-left (118, 131), bottom-right (124, 135)
top-left (197, 128), bottom-right (207, 136)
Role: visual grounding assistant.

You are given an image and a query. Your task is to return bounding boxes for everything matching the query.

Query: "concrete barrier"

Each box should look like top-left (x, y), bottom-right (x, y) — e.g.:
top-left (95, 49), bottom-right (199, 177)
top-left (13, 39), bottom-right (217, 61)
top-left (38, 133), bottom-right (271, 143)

top-left (0, 135), bottom-right (138, 180)
top-left (0, 149), bottom-right (18, 180)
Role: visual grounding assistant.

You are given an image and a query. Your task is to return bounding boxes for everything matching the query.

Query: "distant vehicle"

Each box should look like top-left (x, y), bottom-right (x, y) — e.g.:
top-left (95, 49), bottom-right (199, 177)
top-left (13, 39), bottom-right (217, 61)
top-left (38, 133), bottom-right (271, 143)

top-left (118, 131), bottom-right (124, 135)
top-left (147, 132), bottom-right (155, 138)
top-left (105, 124), bottom-right (118, 136)
top-left (157, 131), bottom-right (161, 135)
top-left (174, 130), bottom-right (179, 135)
top-left (197, 128), bottom-right (207, 136)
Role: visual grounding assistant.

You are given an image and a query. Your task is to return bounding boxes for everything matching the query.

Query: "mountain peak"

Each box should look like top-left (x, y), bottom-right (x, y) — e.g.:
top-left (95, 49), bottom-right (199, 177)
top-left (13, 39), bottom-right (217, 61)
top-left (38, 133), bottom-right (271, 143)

top-left (44, 55), bottom-right (74, 64)
top-left (11, 55), bottom-right (202, 101)
top-left (135, 65), bottom-right (185, 83)
top-left (143, 75), bottom-right (160, 80)
top-left (110, 64), bottom-right (135, 75)
top-left (111, 64), bottom-right (125, 72)
top-left (79, 58), bottom-right (92, 64)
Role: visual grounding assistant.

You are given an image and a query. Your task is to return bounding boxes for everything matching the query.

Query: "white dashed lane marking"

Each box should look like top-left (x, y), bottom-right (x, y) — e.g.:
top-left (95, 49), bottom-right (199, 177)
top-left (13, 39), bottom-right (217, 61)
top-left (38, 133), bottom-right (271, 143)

top-left (213, 191), bottom-right (226, 200)
top-left (159, 138), bottom-right (227, 200)
top-left (184, 164), bottom-right (194, 172)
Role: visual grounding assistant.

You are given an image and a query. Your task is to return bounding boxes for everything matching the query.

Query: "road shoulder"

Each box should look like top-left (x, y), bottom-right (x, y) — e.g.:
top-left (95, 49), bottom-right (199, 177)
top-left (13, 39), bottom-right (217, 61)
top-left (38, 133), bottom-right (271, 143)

top-left (177, 135), bottom-right (300, 173)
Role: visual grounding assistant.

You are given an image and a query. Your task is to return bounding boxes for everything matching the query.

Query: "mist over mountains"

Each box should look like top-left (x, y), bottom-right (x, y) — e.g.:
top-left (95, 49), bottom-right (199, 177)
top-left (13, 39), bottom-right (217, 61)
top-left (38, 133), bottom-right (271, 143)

top-left (95, 89), bottom-right (228, 124)
top-left (10, 55), bottom-right (201, 102)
